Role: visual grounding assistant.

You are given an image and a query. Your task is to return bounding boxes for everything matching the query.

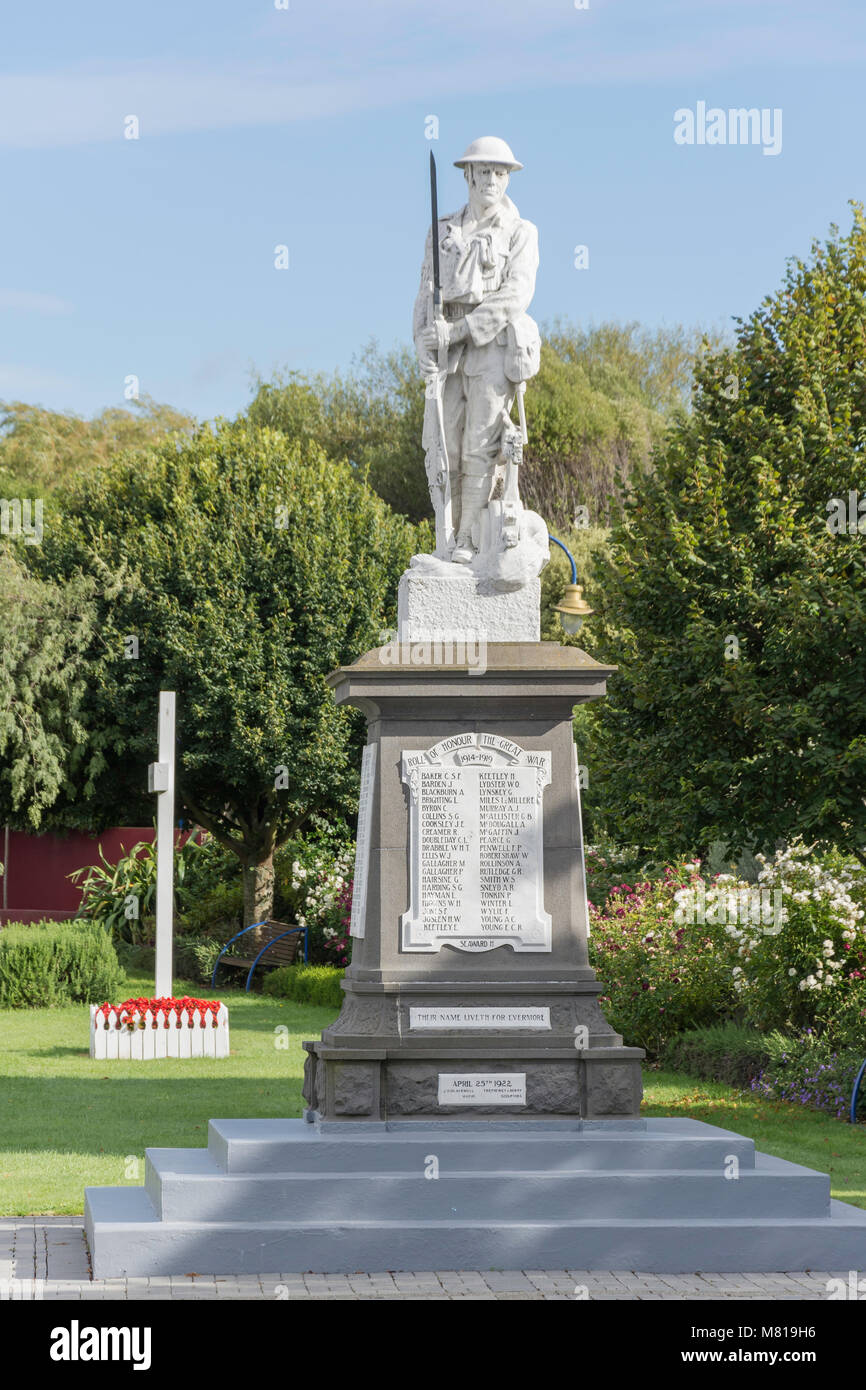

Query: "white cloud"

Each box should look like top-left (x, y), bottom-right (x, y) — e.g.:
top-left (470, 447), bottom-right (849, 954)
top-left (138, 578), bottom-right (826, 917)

top-left (0, 289), bottom-right (74, 315)
top-left (0, 364), bottom-right (82, 400)
top-left (0, 7), bottom-right (861, 149)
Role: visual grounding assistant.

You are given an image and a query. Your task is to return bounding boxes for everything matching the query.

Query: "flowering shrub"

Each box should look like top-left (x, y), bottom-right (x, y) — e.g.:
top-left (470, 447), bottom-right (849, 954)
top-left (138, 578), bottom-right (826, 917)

top-left (97, 995), bottom-right (223, 1029)
top-left (750, 1031), bottom-right (864, 1121)
top-left (588, 858), bottom-right (739, 1056)
top-left (276, 841), bottom-right (354, 966)
top-left (585, 839), bottom-right (656, 911)
top-left (722, 842), bottom-right (866, 1035)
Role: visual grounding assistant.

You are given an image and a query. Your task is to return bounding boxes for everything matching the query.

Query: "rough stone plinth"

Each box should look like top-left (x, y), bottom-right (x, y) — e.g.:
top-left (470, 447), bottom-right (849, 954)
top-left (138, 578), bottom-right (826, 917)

top-left (397, 568), bottom-right (540, 643)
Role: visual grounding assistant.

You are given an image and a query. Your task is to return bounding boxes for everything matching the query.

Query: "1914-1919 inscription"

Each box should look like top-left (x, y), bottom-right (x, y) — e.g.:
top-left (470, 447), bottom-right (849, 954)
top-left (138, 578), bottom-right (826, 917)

top-left (401, 733), bottom-right (551, 952)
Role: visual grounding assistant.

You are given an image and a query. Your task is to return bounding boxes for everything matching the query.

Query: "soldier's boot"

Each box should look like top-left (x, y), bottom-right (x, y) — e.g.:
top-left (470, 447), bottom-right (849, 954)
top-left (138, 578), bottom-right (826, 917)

top-left (452, 476), bottom-right (489, 564)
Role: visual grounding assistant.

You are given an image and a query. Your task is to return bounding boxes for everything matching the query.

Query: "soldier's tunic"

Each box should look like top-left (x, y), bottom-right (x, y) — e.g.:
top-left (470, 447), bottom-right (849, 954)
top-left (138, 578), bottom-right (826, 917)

top-left (413, 194), bottom-right (539, 540)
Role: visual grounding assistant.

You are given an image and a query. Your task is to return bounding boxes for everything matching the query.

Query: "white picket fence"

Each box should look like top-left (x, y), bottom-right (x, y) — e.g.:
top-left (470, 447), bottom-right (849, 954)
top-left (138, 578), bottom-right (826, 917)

top-left (90, 1004), bottom-right (230, 1060)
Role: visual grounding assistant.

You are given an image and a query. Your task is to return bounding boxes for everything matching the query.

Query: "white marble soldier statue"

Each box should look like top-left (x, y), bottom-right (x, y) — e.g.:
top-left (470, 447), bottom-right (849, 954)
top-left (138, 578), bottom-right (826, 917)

top-left (413, 136), bottom-right (547, 589)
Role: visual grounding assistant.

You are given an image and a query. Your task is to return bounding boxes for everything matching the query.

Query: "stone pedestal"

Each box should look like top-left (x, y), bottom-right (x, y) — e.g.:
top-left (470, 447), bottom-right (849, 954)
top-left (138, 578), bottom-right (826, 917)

top-left (397, 568), bottom-right (541, 643)
top-left (302, 641), bottom-right (644, 1121)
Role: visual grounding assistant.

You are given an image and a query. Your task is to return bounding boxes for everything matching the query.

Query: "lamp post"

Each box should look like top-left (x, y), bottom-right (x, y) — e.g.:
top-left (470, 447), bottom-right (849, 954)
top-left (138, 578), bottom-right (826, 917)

top-left (549, 535), bottom-right (594, 636)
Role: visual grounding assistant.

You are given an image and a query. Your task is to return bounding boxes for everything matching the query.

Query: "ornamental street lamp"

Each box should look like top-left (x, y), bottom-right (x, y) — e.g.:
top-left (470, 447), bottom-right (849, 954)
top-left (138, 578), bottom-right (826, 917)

top-left (549, 535), bottom-right (595, 636)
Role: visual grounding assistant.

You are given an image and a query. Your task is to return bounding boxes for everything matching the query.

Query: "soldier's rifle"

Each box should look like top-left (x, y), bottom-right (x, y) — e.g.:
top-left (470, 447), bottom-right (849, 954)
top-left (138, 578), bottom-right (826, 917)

top-left (422, 152), bottom-right (454, 557)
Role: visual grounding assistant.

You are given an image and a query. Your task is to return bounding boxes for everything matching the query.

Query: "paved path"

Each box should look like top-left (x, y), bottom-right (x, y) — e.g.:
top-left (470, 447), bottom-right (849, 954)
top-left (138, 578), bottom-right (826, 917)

top-left (0, 1218), bottom-right (851, 1300)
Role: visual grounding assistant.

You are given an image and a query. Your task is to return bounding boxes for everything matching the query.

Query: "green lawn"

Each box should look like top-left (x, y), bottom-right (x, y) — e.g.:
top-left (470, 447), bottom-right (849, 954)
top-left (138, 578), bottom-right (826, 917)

top-left (0, 971), bottom-right (335, 1216)
top-left (644, 1070), bottom-right (866, 1209)
top-left (1, 977), bottom-right (864, 1215)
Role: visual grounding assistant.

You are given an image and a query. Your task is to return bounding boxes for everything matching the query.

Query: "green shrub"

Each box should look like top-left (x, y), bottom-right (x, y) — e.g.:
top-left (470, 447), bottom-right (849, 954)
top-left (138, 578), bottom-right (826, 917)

top-left (750, 1033), bottom-right (865, 1120)
top-left (273, 832), bottom-right (354, 965)
top-left (0, 920), bottom-right (123, 1008)
top-left (114, 941), bottom-right (156, 974)
top-left (725, 843), bottom-right (866, 1035)
top-left (263, 964), bottom-right (344, 1010)
top-left (71, 829), bottom-right (238, 945)
top-left (175, 879), bottom-right (243, 939)
top-left (660, 1022), bottom-right (787, 1088)
top-left (173, 935), bottom-right (226, 985)
top-left (584, 836), bottom-right (662, 911)
top-left (588, 858), bottom-right (739, 1056)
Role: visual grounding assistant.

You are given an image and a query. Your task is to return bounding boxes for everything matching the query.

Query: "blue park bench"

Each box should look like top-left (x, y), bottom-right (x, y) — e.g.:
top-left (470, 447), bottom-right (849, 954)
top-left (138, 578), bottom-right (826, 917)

top-left (211, 918), bottom-right (308, 993)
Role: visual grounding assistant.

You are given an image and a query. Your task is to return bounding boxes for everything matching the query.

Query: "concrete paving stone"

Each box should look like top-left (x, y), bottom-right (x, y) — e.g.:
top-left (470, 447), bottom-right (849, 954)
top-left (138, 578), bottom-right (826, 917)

top-left (163, 1287), bottom-right (224, 1298)
top-left (483, 1277), bottom-right (535, 1291)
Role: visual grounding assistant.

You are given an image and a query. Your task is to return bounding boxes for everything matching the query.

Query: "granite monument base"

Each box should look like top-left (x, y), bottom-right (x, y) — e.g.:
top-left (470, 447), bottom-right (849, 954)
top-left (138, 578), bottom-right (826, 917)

top-left (85, 1116), bottom-right (866, 1276)
top-left (302, 993), bottom-right (643, 1121)
top-left (303, 640), bottom-right (644, 1121)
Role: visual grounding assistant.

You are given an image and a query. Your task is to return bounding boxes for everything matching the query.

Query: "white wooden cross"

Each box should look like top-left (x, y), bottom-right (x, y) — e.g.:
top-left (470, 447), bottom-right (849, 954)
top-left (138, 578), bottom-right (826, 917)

top-left (147, 691), bottom-right (176, 997)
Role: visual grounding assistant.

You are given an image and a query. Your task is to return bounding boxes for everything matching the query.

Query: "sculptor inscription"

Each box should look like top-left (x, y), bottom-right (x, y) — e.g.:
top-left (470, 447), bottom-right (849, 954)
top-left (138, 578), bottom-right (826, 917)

top-left (401, 733), bottom-right (551, 953)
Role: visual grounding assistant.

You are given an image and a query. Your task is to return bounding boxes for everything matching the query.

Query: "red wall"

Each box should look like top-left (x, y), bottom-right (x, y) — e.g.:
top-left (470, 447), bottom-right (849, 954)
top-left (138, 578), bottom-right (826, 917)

top-left (0, 828), bottom-right (191, 924)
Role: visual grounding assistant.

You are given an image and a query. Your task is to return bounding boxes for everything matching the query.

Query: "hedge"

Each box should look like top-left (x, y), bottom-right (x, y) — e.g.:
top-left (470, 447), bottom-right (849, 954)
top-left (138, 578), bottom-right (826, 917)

top-left (660, 1022), bottom-right (787, 1088)
top-left (262, 964), bottom-right (344, 1010)
top-left (0, 919), bottom-right (123, 1008)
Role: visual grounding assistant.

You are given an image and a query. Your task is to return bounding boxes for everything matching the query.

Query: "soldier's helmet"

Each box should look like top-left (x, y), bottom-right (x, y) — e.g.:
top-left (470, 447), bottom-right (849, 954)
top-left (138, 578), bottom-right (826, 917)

top-left (453, 136), bottom-right (523, 171)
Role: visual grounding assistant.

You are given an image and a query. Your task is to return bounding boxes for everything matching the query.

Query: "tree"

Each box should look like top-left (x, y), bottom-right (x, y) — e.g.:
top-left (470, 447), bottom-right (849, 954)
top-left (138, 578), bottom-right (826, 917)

top-left (522, 322), bottom-right (726, 530)
top-left (0, 545), bottom-right (112, 829)
top-left (247, 323), bottom-right (723, 531)
top-left (0, 395), bottom-right (195, 498)
top-left (27, 420), bottom-right (422, 924)
top-left (248, 343), bottom-right (428, 521)
top-left (586, 204), bottom-right (866, 862)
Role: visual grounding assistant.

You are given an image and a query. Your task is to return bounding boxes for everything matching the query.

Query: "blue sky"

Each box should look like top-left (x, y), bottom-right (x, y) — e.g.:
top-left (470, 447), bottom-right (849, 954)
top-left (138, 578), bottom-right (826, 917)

top-left (2, 0), bottom-right (865, 422)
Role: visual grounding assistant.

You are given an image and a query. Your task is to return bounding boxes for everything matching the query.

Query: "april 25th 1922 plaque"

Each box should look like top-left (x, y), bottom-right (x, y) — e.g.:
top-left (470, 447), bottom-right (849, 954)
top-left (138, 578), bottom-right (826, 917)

top-left (438, 1073), bottom-right (527, 1106)
top-left (401, 733), bottom-right (551, 953)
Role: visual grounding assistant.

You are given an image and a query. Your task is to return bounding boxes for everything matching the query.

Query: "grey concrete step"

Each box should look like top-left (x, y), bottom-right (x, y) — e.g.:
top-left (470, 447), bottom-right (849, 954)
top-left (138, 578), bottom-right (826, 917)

top-left (84, 1185), bottom-right (866, 1277)
top-left (207, 1116), bottom-right (758, 1173)
top-left (144, 1148), bottom-right (829, 1222)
